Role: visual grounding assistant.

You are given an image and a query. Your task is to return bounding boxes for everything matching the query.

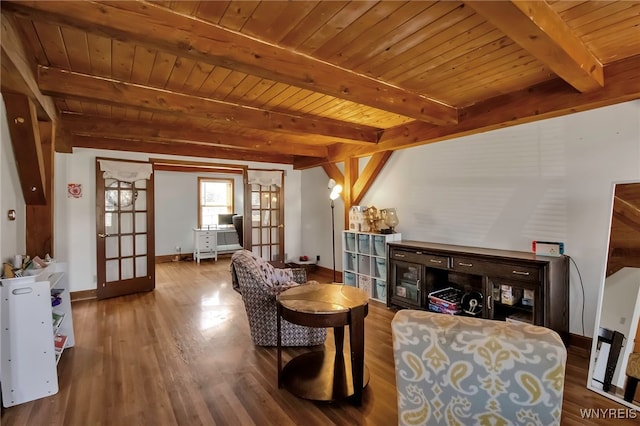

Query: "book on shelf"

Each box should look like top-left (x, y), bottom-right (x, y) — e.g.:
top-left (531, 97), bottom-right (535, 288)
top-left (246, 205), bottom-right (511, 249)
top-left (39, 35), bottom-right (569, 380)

top-left (54, 334), bottom-right (67, 352)
top-left (428, 302), bottom-right (461, 315)
top-left (52, 311), bottom-right (65, 329)
top-left (428, 295), bottom-right (460, 309)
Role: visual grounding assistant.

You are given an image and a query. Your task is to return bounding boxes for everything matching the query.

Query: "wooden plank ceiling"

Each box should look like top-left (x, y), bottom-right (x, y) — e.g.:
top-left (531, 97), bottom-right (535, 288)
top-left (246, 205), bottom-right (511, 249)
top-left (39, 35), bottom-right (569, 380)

top-left (1, 0), bottom-right (640, 169)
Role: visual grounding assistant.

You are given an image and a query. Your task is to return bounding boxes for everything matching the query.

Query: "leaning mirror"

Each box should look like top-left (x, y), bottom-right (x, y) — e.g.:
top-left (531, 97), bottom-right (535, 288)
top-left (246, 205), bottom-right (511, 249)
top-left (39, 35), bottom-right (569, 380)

top-left (588, 181), bottom-right (640, 409)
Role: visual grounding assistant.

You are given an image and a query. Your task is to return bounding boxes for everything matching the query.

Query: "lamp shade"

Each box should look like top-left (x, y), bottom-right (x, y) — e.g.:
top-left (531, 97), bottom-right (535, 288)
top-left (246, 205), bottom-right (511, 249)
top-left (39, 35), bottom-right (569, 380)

top-left (330, 184), bottom-right (342, 200)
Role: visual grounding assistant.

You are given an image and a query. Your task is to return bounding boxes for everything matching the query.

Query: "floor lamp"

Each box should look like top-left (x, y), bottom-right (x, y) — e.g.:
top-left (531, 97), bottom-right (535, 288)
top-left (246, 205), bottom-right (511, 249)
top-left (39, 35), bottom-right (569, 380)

top-left (328, 179), bottom-right (343, 283)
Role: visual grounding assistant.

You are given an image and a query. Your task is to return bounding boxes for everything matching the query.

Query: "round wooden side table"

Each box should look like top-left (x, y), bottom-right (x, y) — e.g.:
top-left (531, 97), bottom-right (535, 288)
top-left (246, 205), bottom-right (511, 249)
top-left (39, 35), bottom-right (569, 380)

top-left (276, 283), bottom-right (369, 405)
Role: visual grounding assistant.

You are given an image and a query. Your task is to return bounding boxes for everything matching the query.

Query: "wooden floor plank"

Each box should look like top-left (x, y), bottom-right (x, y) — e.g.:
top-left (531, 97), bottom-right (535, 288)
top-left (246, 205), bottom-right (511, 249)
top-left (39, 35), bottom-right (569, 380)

top-left (1, 259), bottom-right (638, 425)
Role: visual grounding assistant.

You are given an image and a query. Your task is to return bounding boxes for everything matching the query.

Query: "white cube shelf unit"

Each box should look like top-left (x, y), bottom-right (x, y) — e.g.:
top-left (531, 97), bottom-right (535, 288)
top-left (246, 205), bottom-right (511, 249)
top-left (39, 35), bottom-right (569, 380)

top-left (342, 231), bottom-right (402, 303)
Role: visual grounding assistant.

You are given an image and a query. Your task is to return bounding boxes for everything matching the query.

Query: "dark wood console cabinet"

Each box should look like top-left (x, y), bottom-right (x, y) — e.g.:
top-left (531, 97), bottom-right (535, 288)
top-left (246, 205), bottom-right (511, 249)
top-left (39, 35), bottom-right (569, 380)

top-left (387, 241), bottom-right (569, 338)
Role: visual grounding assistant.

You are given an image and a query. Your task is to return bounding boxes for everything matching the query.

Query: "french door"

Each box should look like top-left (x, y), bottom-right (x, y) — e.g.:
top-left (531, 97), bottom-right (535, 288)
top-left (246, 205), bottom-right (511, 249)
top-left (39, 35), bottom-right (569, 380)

top-left (245, 171), bottom-right (285, 262)
top-left (95, 158), bottom-right (155, 299)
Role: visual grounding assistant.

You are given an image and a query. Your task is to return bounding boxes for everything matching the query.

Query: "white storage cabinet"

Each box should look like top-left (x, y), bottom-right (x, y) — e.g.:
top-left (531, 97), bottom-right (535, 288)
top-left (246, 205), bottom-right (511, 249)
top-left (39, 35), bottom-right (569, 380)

top-left (193, 228), bottom-right (217, 262)
top-left (193, 227), bottom-right (242, 263)
top-left (0, 262), bottom-right (75, 407)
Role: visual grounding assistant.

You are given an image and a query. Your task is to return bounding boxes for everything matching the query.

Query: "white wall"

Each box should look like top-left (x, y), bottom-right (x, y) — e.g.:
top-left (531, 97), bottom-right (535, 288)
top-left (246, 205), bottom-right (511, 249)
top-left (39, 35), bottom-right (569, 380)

top-left (54, 148), bottom-right (303, 292)
top-left (154, 171), bottom-right (244, 256)
top-left (300, 167), bottom-right (345, 269)
top-left (302, 100), bottom-right (640, 337)
top-left (0, 95), bottom-right (26, 264)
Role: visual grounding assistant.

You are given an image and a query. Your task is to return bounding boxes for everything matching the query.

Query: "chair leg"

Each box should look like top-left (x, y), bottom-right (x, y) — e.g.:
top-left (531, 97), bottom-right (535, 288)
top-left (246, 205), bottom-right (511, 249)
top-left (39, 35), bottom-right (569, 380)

top-left (624, 376), bottom-right (639, 402)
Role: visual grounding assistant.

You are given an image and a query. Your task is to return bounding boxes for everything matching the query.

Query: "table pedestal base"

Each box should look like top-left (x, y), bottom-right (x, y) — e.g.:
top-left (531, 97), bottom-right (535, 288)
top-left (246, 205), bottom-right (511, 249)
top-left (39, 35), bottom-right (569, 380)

top-left (281, 350), bottom-right (370, 402)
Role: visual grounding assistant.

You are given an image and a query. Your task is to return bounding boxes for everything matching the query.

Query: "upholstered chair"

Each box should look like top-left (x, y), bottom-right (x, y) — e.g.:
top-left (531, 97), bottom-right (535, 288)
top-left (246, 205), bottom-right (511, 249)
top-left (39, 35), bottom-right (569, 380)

top-left (230, 250), bottom-right (327, 347)
top-left (391, 310), bottom-right (567, 426)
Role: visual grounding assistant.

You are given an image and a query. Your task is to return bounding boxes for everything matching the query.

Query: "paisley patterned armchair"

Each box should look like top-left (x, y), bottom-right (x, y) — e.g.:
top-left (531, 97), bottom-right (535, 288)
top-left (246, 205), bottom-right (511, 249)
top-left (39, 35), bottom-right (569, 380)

top-left (391, 310), bottom-right (567, 426)
top-left (230, 250), bottom-right (326, 347)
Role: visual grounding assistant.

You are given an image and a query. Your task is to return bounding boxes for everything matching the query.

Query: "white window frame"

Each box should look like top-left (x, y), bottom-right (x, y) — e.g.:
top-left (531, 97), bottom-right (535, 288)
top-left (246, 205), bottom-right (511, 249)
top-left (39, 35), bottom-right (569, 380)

top-left (198, 177), bottom-right (234, 228)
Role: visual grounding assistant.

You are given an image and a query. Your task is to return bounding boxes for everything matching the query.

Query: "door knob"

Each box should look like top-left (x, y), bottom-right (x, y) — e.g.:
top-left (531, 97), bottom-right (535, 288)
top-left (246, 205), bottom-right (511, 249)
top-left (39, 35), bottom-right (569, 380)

top-left (97, 233), bottom-right (110, 238)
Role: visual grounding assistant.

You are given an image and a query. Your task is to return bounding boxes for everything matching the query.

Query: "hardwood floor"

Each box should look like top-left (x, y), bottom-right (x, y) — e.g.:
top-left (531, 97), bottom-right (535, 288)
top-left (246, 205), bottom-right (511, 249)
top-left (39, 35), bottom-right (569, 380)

top-left (2, 259), bottom-right (638, 425)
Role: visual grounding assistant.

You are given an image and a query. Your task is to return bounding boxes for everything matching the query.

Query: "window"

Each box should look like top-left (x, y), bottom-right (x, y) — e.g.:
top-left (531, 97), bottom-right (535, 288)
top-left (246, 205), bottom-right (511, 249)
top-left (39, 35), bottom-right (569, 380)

top-left (198, 178), bottom-right (234, 228)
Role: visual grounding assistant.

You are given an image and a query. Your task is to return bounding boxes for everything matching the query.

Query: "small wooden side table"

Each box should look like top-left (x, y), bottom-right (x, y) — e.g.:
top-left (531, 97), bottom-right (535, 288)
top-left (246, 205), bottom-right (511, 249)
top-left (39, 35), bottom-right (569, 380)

top-left (276, 283), bottom-right (369, 405)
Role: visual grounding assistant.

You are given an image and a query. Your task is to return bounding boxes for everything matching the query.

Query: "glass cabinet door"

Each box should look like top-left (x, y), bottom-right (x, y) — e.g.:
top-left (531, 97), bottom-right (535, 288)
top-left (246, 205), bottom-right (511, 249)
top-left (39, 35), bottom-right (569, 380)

top-left (390, 260), bottom-right (423, 307)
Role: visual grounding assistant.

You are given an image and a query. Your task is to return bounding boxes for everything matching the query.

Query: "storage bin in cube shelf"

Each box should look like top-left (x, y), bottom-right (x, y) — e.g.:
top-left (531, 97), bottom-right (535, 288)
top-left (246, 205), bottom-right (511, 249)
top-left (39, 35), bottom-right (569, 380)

top-left (374, 279), bottom-right (386, 301)
top-left (344, 272), bottom-right (356, 287)
top-left (373, 236), bottom-right (386, 257)
top-left (358, 234), bottom-right (370, 254)
top-left (375, 258), bottom-right (386, 279)
top-left (344, 253), bottom-right (356, 272)
top-left (358, 255), bottom-right (371, 275)
top-left (345, 233), bottom-right (356, 252)
top-left (358, 275), bottom-right (372, 297)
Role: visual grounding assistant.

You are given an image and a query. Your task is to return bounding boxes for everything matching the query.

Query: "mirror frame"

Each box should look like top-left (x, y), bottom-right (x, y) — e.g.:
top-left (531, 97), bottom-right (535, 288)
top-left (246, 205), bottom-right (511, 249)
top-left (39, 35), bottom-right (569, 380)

top-left (587, 180), bottom-right (640, 410)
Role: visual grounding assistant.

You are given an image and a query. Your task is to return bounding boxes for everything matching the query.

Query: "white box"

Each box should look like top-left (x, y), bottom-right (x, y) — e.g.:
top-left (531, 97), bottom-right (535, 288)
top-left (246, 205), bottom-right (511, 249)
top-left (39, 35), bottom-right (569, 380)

top-left (349, 206), bottom-right (369, 232)
top-left (536, 243), bottom-right (560, 256)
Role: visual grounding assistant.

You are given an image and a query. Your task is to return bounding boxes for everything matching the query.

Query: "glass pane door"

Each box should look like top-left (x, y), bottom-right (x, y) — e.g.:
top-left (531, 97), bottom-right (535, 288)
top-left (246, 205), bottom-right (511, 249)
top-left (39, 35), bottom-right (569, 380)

top-left (390, 260), bottom-right (422, 307)
top-left (249, 182), bottom-right (284, 261)
top-left (96, 159), bottom-right (155, 299)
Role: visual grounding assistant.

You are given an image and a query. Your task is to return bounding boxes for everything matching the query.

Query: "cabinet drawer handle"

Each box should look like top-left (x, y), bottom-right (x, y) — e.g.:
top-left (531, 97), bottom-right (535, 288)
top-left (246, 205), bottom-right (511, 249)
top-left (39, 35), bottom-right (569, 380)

top-left (487, 295), bottom-right (492, 310)
top-left (429, 259), bottom-right (442, 264)
top-left (395, 254), bottom-right (406, 258)
top-left (512, 270), bottom-right (530, 276)
top-left (416, 251), bottom-right (422, 255)
top-left (458, 262), bottom-right (473, 267)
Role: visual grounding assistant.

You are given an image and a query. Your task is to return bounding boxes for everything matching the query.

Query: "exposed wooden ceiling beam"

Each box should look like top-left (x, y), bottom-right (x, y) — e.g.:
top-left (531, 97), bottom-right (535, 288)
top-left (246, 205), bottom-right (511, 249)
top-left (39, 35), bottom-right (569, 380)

top-left (322, 163), bottom-right (344, 191)
top-left (150, 158), bottom-right (247, 174)
top-left (319, 152), bottom-right (394, 223)
top-left (60, 113), bottom-right (329, 158)
top-left (72, 135), bottom-right (294, 164)
top-left (39, 66), bottom-right (377, 144)
top-left (343, 157), bottom-right (358, 217)
top-left (325, 55), bottom-right (640, 163)
top-left (0, 14), bottom-right (56, 121)
top-left (153, 164), bottom-right (244, 174)
top-left (4, 0), bottom-right (458, 126)
top-left (292, 156), bottom-right (332, 171)
top-left (26, 120), bottom-right (54, 257)
top-left (465, 1), bottom-right (603, 92)
top-left (613, 196), bottom-right (640, 231)
top-left (2, 92), bottom-right (46, 204)
top-left (352, 152), bottom-right (393, 206)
